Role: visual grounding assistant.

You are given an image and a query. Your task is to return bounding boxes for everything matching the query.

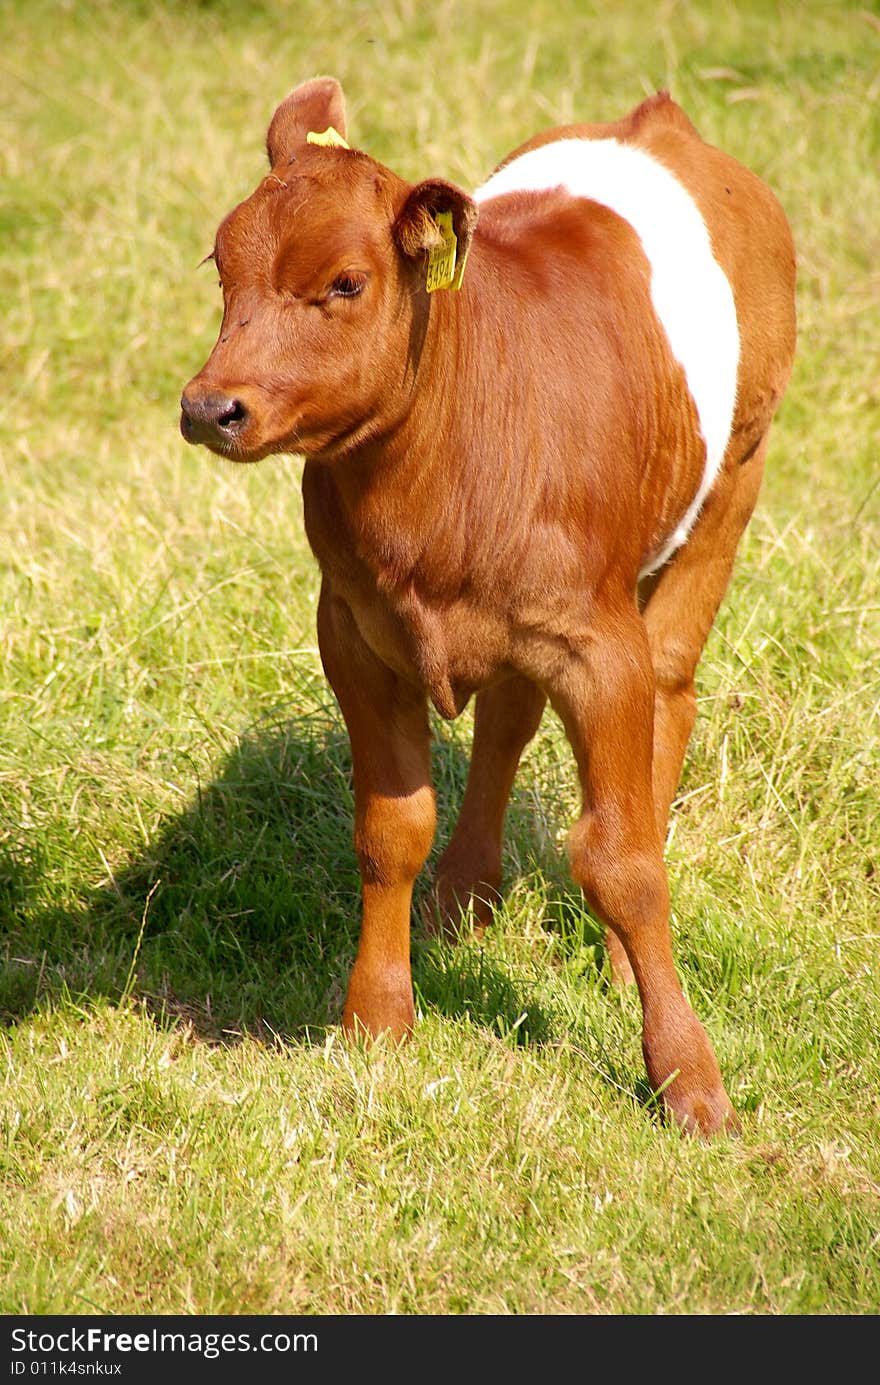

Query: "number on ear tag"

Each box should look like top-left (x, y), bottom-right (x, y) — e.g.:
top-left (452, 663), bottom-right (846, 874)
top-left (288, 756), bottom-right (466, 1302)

top-left (426, 211), bottom-right (458, 293)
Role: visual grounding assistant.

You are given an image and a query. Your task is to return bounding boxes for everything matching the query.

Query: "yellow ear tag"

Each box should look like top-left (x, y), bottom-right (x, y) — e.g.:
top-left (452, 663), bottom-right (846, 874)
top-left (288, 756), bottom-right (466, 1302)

top-left (306, 126), bottom-right (349, 149)
top-left (426, 210), bottom-right (459, 293)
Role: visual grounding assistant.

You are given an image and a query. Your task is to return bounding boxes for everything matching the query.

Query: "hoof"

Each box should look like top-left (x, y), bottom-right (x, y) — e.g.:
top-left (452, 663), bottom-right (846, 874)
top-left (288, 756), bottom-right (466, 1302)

top-left (643, 1003), bottom-right (740, 1139)
top-left (662, 1084), bottom-right (742, 1139)
top-left (427, 876), bottom-right (495, 942)
top-left (342, 961), bottom-right (414, 1043)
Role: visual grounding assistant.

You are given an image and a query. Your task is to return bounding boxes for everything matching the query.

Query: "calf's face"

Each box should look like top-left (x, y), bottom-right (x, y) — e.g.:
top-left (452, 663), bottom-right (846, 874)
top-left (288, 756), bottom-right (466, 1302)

top-left (181, 155), bottom-right (407, 463)
top-left (180, 78), bottom-right (477, 465)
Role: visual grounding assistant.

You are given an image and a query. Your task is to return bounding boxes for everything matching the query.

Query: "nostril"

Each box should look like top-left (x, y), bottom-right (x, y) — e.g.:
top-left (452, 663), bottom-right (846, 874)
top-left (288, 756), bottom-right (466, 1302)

top-left (217, 399), bottom-right (247, 430)
top-left (179, 389), bottom-right (249, 447)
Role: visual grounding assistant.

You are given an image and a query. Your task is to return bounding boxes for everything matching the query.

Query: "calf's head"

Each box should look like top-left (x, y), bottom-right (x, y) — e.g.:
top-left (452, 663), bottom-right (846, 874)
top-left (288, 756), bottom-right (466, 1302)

top-left (180, 76), bottom-right (478, 464)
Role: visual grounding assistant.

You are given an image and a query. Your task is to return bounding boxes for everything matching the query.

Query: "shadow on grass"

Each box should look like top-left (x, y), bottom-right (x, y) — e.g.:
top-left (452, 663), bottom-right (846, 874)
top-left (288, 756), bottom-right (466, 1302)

top-left (1, 698), bottom-right (598, 1050)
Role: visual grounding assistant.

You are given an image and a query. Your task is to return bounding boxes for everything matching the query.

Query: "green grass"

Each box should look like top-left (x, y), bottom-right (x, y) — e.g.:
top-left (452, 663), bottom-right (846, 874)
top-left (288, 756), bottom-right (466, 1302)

top-left (1, 0), bottom-right (878, 1315)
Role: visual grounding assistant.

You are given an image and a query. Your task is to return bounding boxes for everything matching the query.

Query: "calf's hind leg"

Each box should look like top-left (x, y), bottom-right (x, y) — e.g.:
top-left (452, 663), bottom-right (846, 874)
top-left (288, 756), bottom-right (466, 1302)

top-left (550, 605), bottom-right (739, 1137)
top-left (642, 439), bottom-right (768, 834)
top-left (606, 440), bottom-right (769, 986)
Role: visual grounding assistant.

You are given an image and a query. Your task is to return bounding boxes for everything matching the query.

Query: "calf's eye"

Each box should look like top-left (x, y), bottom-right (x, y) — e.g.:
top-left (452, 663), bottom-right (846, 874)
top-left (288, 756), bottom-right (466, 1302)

top-left (330, 272), bottom-right (366, 299)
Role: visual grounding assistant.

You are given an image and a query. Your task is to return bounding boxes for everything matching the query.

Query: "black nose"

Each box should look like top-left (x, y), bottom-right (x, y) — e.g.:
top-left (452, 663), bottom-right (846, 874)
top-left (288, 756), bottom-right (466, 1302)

top-left (180, 389), bottom-right (249, 446)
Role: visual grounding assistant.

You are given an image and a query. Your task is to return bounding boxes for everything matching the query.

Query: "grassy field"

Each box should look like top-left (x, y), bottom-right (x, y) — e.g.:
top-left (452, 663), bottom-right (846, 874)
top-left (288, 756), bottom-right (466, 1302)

top-left (1, 0), bottom-right (878, 1315)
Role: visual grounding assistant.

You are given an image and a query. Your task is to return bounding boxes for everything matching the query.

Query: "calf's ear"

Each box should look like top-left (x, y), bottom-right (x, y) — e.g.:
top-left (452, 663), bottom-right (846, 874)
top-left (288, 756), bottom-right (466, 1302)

top-left (394, 178), bottom-right (479, 272)
top-left (266, 77), bottom-right (347, 166)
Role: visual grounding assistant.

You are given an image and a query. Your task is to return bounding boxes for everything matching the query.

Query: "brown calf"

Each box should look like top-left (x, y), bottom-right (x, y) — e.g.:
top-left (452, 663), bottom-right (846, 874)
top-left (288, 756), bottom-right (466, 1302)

top-left (180, 77), bottom-right (796, 1136)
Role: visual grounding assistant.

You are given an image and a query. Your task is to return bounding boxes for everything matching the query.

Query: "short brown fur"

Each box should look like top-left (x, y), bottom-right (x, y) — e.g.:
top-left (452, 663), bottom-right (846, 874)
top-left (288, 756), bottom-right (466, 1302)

top-left (181, 79), bottom-right (796, 1137)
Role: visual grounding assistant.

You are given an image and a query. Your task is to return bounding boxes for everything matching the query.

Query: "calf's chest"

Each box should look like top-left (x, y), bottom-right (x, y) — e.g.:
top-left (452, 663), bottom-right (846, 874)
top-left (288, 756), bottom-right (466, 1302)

top-left (303, 469), bottom-right (515, 716)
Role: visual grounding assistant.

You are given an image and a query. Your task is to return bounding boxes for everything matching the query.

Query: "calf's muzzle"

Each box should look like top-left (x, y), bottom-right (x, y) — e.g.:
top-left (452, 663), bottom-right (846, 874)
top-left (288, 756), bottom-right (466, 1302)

top-left (179, 384), bottom-right (249, 448)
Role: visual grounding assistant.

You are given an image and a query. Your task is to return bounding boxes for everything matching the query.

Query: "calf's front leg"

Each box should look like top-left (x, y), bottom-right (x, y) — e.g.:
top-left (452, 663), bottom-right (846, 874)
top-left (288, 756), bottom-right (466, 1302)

top-left (546, 606), bottom-right (739, 1137)
top-left (434, 674), bottom-right (547, 936)
top-left (317, 583), bottom-right (435, 1041)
